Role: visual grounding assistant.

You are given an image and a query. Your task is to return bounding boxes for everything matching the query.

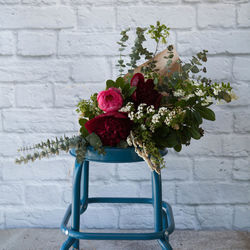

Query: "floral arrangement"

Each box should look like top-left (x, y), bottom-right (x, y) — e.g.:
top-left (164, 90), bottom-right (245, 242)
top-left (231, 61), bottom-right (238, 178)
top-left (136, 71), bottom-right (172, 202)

top-left (16, 22), bottom-right (236, 174)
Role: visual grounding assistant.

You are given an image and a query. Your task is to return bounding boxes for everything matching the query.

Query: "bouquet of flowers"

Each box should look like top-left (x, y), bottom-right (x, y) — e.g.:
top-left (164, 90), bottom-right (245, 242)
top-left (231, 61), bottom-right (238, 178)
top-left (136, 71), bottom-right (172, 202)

top-left (16, 22), bottom-right (236, 174)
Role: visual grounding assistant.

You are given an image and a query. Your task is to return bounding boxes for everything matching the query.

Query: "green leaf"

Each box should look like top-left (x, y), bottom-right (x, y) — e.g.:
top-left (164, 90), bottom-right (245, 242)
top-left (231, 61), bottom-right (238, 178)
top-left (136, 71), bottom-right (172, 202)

top-left (194, 105), bottom-right (216, 121)
top-left (127, 86), bottom-right (136, 97)
top-left (79, 118), bottom-right (89, 137)
top-left (79, 118), bottom-right (88, 127)
top-left (191, 65), bottom-right (199, 73)
top-left (191, 57), bottom-right (202, 65)
top-left (165, 132), bottom-right (178, 147)
top-left (189, 127), bottom-right (201, 140)
top-left (182, 63), bottom-right (192, 72)
top-left (219, 91), bottom-right (231, 103)
top-left (174, 144), bottom-right (182, 152)
top-left (116, 77), bottom-right (125, 88)
top-left (106, 79), bottom-right (115, 89)
top-left (86, 133), bottom-right (102, 150)
top-left (193, 111), bottom-right (202, 125)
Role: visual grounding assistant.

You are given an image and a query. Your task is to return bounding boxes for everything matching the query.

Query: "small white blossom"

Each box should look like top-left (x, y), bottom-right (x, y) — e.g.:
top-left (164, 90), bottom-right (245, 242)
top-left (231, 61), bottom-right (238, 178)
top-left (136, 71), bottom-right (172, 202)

top-left (182, 94), bottom-right (195, 101)
top-left (195, 89), bottom-right (204, 97)
top-left (152, 114), bottom-right (160, 124)
top-left (173, 89), bottom-right (185, 97)
top-left (141, 124), bottom-right (146, 130)
top-left (128, 111), bottom-right (135, 120)
top-left (147, 105), bottom-right (155, 114)
top-left (213, 86), bottom-right (220, 95)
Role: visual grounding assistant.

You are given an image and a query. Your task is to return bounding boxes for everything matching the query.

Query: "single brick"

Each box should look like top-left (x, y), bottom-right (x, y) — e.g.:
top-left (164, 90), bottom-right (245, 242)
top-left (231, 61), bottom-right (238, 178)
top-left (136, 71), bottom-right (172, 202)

top-left (117, 6), bottom-right (195, 29)
top-left (234, 111), bottom-right (250, 133)
top-left (233, 57), bottom-right (250, 81)
top-left (234, 206), bottom-right (250, 230)
top-left (2, 109), bottom-right (77, 133)
top-left (0, 184), bottom-right (24, 205)
top-left (58, 32), bottom-right (120, 56)
top-left (203, 110), bottom-right (233, 133)
top-left (71, 58), bottom-right (109, 82)
top-left (222, 135), bottom-right (250, 157)
top-left (0, 6), bottom-right (76, 29)
top-left (233, 158), bottom-right (250, 181)
top-left (237, 2), bottom-right (250, 27)
top-left (196, 206), bottom-right (233, 229)
top-left (0, 31), bottom-right (15, 55)
top-left (5, 208), bottom-right (66, 228)
top-left (78, 7), bottom-right (115, 31)
top-left (119, 205), bottom-right (153, 229)
top-left (15, 84), bottom-right (53, 108)
top-left (18, 31), bottom-right (56, 56)
top-left (198, 4), bottom-right (235, 28)
top-left (0, 134), bottom-right (22, 157)
top-left (82, 206), bottom-right (119, 229)
top-left (194, 158), bottom-right (232, 180)
top-left (1, 158), bottom-right (72, 181)
top-left (117, 161), bottom-right (151, 181)
top-left (0, 61), bottom-right (70, 82)
top-left (25, 185), bottom-right (62, 206)
top-left (161, 157), bottom-right (192, 181)
top-left (54, 83), bottom-right (103, 107)
top-left (0, 85), bottom-right (14, 108)
top-left (177, 183), bottom-right (250, 204)
top-left (202, 56), bottom-right (232, 81)
top-left (178, 31), bottom-right (250, 55)
top-left (139, 181), bottom-right (175, 204)
top-left (180, 134), bottom-right (223, 157)
top-left (90, 182), bottom-right (140, 198)
top-left (172, 205), bottom-right (199, 230)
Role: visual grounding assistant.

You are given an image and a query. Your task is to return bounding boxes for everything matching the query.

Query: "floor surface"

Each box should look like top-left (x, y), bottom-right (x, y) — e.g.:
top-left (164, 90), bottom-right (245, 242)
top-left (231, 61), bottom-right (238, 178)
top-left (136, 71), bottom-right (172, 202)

top-left (0, 229), bottom-right (250, 250)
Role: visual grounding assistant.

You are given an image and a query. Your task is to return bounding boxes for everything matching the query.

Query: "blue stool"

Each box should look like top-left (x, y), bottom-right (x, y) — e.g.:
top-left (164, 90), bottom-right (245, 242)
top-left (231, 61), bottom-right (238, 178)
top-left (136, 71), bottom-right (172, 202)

top-left (60, 146), bottom-right (175, 250)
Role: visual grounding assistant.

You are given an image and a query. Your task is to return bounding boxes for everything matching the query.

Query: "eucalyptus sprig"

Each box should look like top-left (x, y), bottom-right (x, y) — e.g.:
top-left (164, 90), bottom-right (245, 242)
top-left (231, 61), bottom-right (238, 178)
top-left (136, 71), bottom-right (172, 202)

top-left (16, 133), bottom-right (105, 164)
top-left (116, 28), bottom-right (130, 76)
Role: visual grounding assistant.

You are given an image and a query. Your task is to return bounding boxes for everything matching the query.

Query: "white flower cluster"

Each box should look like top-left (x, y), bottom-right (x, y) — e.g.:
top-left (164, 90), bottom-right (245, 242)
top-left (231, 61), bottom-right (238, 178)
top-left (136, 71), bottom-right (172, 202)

top-left (119, 102), bottom-right (134, 112)
top-left (183, 94), bottom-right (195, 101)
top-left (152, 114), bottom-right (160, 124)
top-left (128, 103), bottom-right (147, 121)
top-left (212, 85), bottom-right (220, 95)
top-left (147, 105), bottom-right (155, 114)
top-left (195, 89), bottom-right (205, 97)
top-left (164, 108), bottom-right (183, 126)
top-left (173, 89), bottom-right (185, 97)
top-left (201, 96), bottom-right (213, 106)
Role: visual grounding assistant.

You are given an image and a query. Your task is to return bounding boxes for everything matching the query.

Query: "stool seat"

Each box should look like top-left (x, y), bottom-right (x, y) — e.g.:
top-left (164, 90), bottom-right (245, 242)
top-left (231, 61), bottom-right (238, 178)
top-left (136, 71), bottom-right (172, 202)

top-left (60, 146), bottom-right (175, 250)
top-left (70, 146), bottom-right (168, 163)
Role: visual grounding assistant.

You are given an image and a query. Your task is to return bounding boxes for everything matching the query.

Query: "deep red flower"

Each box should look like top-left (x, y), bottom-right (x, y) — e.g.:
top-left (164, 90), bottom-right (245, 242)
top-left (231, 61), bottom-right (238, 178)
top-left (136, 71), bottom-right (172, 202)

top-left (85, 111), bottom-right (132, 146)
top-left (130, 73), bottom-right (162, 108)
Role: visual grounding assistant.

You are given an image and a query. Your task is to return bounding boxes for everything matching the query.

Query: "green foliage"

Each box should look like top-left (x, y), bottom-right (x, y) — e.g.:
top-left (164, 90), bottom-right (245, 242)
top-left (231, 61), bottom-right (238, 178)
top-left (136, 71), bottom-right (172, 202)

top-left (76, 93), bottom-right (102, 119)
top-left (105, 76), bottom-right (136, 100)
top-left (116, 28), bottom-right (130, 76)
top-left (16, 134), bottom-right (105, 165)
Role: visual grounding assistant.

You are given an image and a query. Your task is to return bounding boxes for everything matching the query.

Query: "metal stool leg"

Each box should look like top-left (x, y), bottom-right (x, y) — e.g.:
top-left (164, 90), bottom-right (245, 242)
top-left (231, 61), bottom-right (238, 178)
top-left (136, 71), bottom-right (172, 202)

top-left (72, 160), bottom-right (83, 250)
top-left (60, 237), bottom-right (76, 250)
top-left (152, 171), bottom-right (173, 250)
top-left (80, 161), bottom-right (89, 214)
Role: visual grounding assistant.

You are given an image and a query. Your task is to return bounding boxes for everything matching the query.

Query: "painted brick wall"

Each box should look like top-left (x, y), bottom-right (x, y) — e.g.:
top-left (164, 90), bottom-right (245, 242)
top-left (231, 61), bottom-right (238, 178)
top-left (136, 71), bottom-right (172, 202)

top-left (0, 0), bottom-right (249, 231)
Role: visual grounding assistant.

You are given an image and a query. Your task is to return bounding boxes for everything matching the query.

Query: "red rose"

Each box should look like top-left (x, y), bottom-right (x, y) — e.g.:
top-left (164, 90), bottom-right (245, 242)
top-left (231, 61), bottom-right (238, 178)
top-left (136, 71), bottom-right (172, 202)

top-left (85, 111), bottom-right (132, 146)
top-left (131, 73), bottom-right (162, 108)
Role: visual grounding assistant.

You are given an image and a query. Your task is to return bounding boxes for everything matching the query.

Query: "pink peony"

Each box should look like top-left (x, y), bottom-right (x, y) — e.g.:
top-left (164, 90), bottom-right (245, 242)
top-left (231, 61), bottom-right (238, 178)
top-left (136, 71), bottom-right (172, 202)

top-left (97, 88), bottom-right (123, 112)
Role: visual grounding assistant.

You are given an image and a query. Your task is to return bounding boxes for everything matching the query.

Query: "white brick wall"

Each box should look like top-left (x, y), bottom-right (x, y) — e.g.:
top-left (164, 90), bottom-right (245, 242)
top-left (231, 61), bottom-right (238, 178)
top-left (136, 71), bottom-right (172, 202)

top-left (0, 0), bottom-right (249, 232)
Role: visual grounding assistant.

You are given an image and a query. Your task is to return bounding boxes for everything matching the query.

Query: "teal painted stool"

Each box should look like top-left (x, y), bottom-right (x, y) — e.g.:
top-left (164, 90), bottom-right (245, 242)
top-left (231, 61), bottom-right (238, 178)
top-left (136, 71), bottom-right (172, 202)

top-left (60, 146), bottom-right (175, 250)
